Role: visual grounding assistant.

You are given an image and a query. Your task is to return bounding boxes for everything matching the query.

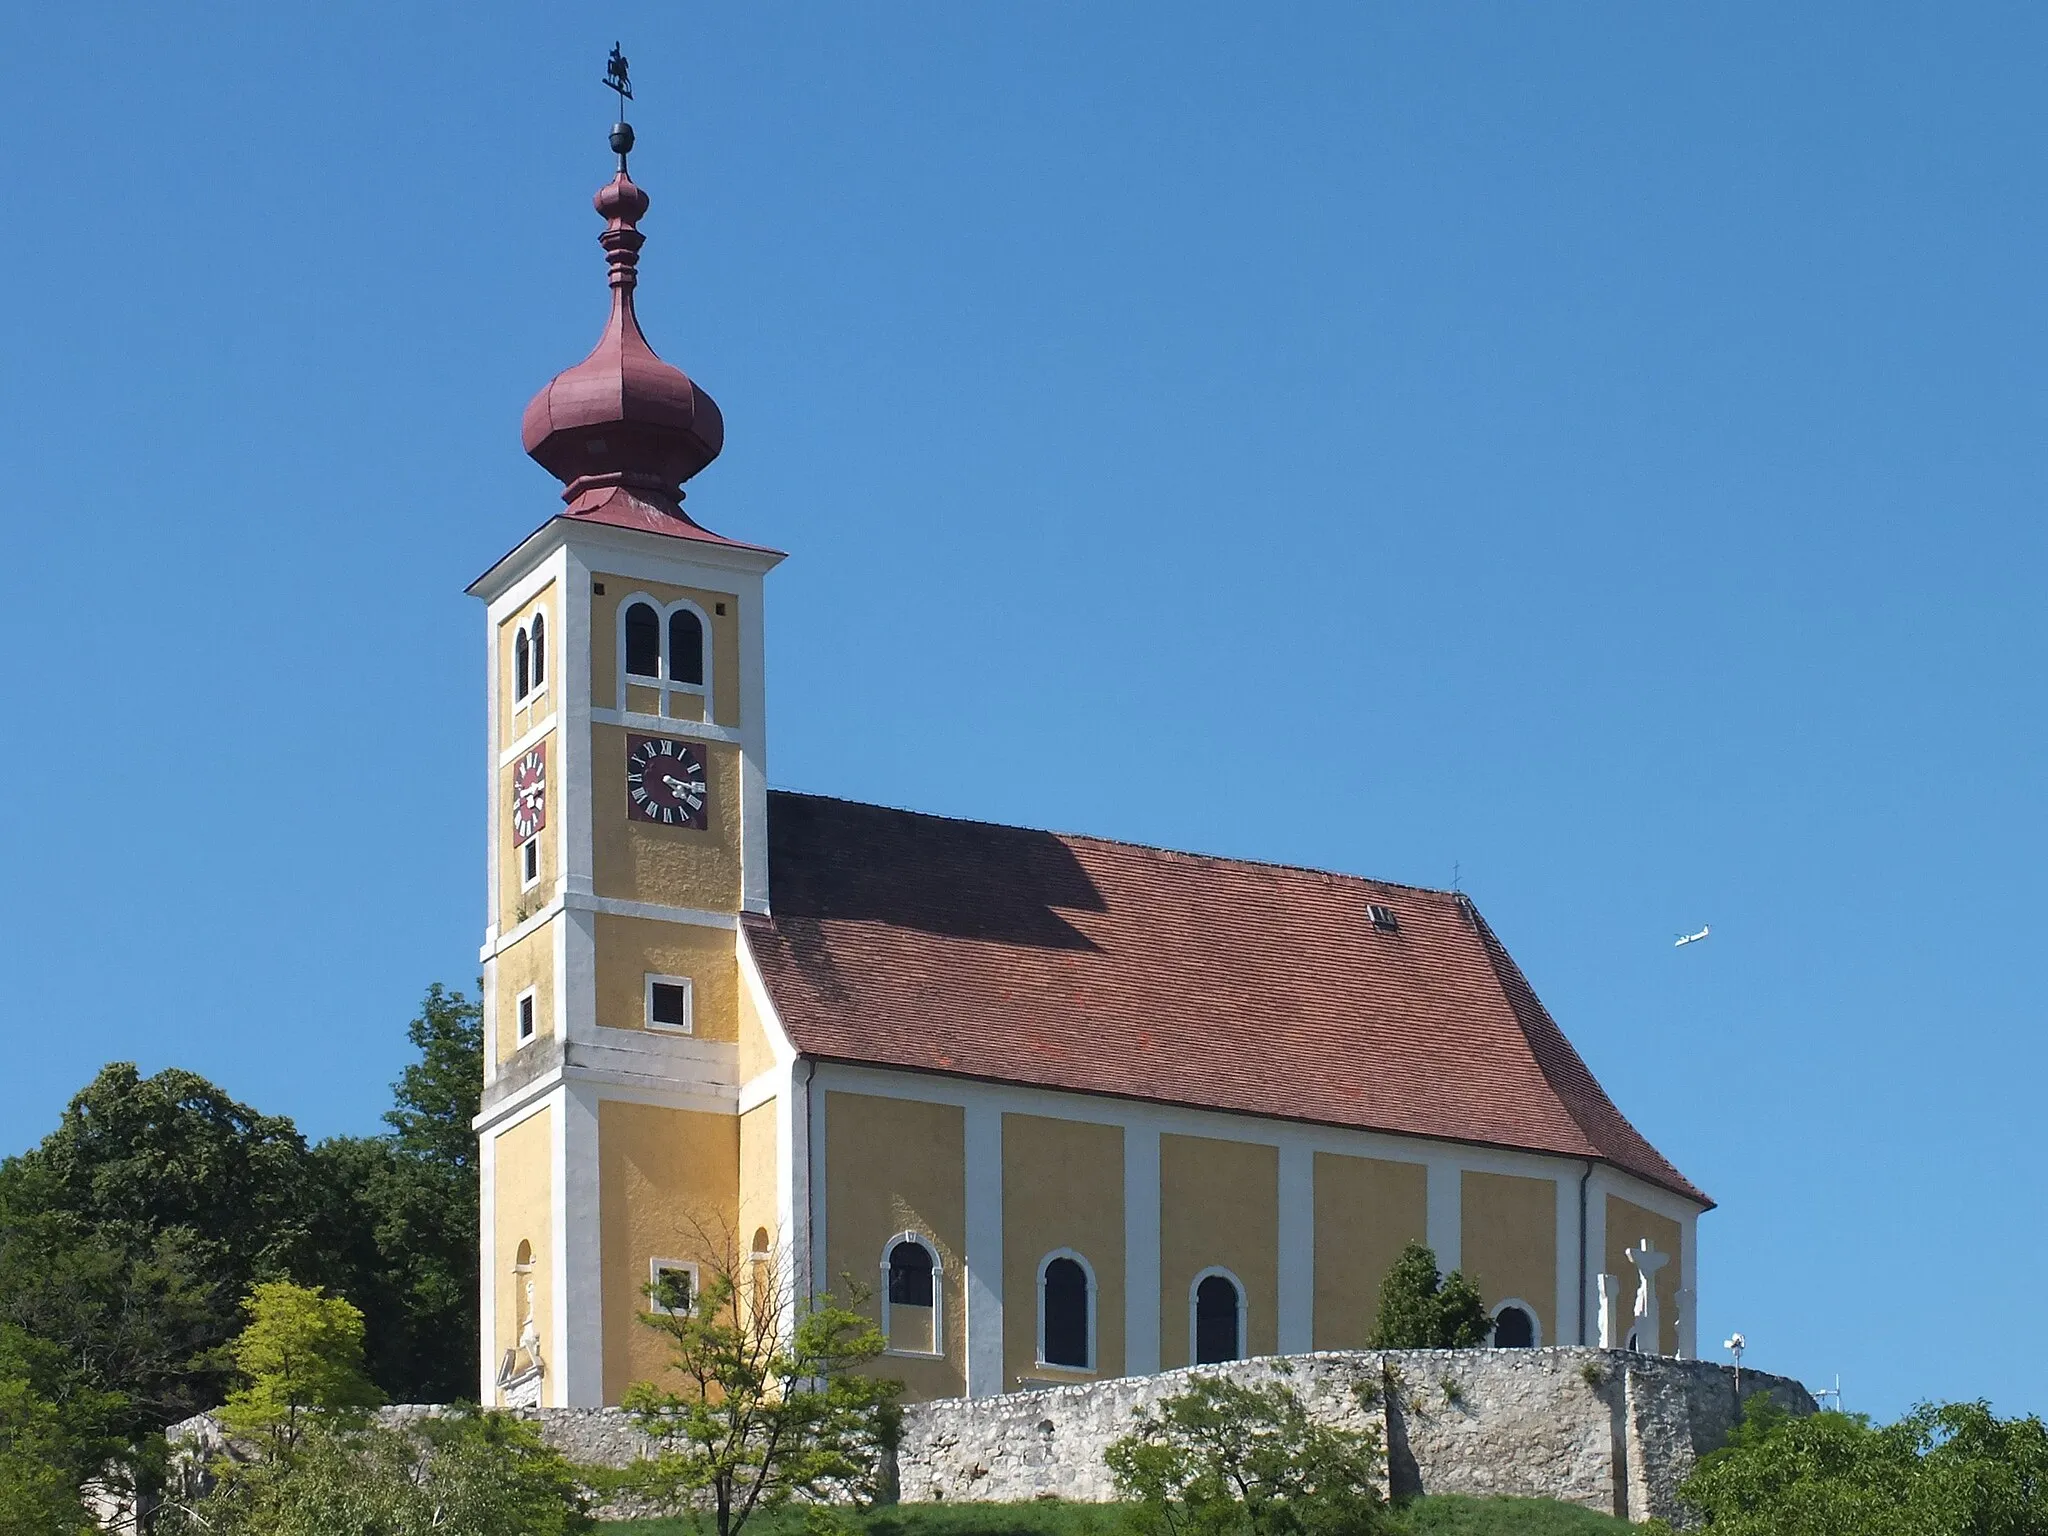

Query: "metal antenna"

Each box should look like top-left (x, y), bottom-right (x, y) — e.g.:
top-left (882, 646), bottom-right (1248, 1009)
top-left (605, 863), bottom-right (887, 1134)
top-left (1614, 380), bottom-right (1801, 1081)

top-left (604, 42), bottom-right (636, 169)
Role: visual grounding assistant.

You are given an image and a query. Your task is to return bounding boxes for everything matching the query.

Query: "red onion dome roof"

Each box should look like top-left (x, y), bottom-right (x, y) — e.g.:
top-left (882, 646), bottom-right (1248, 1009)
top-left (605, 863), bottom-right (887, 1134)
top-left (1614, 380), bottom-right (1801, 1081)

top-left (521, 161), bottom-right (723, 510)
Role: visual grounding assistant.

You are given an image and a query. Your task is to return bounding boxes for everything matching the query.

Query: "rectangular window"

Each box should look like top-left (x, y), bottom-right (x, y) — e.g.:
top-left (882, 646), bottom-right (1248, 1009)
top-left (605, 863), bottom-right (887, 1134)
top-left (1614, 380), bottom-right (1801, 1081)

top-left (516, 989), bottom-right (536, 1045)
top-left (520, 838), bottom-right (539, 889)
top-left (645, 975), bottom-right (694, 1034)
top-left (649, 1258), bottom-right (698, 1317)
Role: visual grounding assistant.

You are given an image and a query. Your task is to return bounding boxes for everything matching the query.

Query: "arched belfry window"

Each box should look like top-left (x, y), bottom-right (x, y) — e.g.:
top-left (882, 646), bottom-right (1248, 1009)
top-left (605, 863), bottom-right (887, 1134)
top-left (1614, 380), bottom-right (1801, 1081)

top-left (618, 594), bottom-right (715, 719)
top-left (624, 602), bottom-right (661, 679)
top-left (513, 606), bottom-right (550, 705)
top-left (668, 608), bottom-right (703, 685)
top-left (529, 611), bottom-right (546, 689)
top-left (881, 1233), bottom-right (941, 1356)
top-left (1038, 1251), bottom-right (1095, 1371)
top-left (514, 628), bottom-right (530, 700)
top-left (1192, 1268), bottom-right (1244, 1365)
top-left (1492, 1301), bottom-right (1539, 1349)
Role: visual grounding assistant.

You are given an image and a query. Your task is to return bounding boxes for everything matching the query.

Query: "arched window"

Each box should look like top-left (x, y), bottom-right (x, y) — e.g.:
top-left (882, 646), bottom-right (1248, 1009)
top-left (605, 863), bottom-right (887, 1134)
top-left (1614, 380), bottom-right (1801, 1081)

top-left (882, 1234), bottom-right (941, 1355)
top-left (624, 602), bottom-right (661, 679)
top-left (1039, 1252), bottom-right (1094, 1370)
top-left (1492, 1302), bottom-right (1538, 1348)
top-left (513, 628), bottom-right (531, 701)
top-left (1192, 1269), bottom-right (1244, 1365)
top-left (668, 608), bottom-right (704, 686)
top-left (749, 1228), bottom-right (773, 1324)
top-left (529, 611), bottom-right (546, 689)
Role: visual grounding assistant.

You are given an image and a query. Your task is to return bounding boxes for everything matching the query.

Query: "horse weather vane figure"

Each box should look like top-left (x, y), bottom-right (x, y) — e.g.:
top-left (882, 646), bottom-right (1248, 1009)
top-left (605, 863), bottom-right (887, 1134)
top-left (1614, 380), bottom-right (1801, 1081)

top-left (603, 43), bottom-right (636, 167)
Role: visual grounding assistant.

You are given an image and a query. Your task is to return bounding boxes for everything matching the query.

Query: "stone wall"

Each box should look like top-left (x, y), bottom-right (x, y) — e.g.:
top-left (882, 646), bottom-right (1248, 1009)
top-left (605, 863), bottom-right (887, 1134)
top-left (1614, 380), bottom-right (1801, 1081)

top-left (161, 1348), bottom-right (1810, 1528)
top-left (895, 1349), bottom-right (1811, 1527)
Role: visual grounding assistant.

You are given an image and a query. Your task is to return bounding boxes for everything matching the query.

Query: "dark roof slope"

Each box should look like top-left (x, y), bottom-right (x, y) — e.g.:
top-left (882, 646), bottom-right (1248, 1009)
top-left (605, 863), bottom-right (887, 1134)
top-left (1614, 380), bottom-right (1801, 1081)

top-left (744, 792), bottom-right (1706, 1206)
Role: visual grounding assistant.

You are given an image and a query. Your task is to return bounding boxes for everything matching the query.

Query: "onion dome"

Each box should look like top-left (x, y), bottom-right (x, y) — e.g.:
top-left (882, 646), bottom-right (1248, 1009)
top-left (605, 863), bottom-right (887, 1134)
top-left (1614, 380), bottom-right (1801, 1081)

top-left (522, 123), bottom-right (724, 517)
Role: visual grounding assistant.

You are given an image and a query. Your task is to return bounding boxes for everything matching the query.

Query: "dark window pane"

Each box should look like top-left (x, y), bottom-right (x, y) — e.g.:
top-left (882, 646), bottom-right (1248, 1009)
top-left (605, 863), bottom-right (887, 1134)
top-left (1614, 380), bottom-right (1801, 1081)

top-left (649, 982), bottom-right (691, 1029)
top-left (668, 609), bottom-right (704, 685)
top-left (530, 612), bottom-right (546, 687)
top-left (1494, 1306), bottom-right (1534, 1348)
top-left (625, 603), bottom-right (660, 677)
top-left (1194, 1274), bottom-right (1240, 1364)
top-left (1042, 1257), bottom-right (1089, 1367)
top-left (653, 1266), bottom-right (693, 1314)
top-left (514, 630), bottom-right (530, 699)
top-left (888, 1240), bottom-right (934, 1307)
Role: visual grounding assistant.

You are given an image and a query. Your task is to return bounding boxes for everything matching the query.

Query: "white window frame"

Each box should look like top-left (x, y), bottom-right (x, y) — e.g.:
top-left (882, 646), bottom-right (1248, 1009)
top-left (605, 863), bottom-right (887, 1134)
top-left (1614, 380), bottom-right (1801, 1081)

top-left (1035, 1248), bottom-right (1098, 1373)
top-left (879, 1231), bottom-right (944, 1359)
top-left (519, 835), bottom-right (541, 891)
top-left (512, 603), bottom-right (550, 708)
top-left (1489, 1298), bottom-right (1542, 1348)
top-left (644, 973), bottom-right (695, 1035)
top-left (515, 987), bottom-right (537, 1047)
top-left (616, 592), bottom-right (714, 722)
top-left (1188, 1265), bottom-right (1248, 1366)
top-left (648, 1258), bottom-right (700, 1317)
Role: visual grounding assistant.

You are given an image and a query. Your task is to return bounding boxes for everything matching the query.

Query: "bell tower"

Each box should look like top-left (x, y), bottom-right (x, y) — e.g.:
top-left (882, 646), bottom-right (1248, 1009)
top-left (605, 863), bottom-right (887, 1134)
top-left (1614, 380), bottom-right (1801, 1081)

top-left (470, 59), bottom-right (787, 1408)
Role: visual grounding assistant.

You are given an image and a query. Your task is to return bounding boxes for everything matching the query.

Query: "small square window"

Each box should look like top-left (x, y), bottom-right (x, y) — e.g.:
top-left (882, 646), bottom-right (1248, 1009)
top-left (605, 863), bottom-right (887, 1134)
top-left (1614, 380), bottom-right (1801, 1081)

top-left (516, 990), bottom-right (536, 1044)
top-left (646, 975), bottom-right (694, 1034)
top-left (649, 1258), bottom-right (698, 1316)
top-left (1367, 904), bottom-right (1400, 933)
top-left (520, 838), bottom-right (539, 888)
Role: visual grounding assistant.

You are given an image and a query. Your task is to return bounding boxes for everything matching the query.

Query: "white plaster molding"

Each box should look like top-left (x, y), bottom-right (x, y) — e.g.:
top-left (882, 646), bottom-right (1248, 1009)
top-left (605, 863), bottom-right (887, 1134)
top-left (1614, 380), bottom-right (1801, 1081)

top-left (1489, 1297), bottom-right (1543, 1348)
top-left (963, 1100), bottom-right (1004, 1397)
top-left (497, 713), bottom-right (561, 769)
top-left (879, 1232), bottom-right (944, 1359)
top-left (1554, 1172), bottom-right (1582, 1347)
top-left (737, 1069), bottom-right (781, 1115)
top-left (478, 1111), bottom-right (498, 1401)
top-left (589, 708), bottom-right (744, 745)
top-left (560, 1083), bottom-right (604, 1405)
top-left (1426, 1160), bottom-right (1462, 1273)
top-left (1276, 1143), bottom-right (1313, 1354)
top-left (573, 892), bottom-right (739, 930)
top-left (1124, 1124), bottom-right (1162, 1375)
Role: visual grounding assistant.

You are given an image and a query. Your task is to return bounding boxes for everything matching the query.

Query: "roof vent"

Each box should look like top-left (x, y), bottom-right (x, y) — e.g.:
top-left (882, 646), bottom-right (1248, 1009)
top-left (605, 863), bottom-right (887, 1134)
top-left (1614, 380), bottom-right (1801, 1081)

top-left (1367, 903), bottom-right (1400, 933)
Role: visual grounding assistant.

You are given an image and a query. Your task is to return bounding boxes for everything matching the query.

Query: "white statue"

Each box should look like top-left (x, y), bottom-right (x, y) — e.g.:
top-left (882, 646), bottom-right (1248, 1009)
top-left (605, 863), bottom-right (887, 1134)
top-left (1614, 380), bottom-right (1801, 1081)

top-left (1597, 1272), bottom-right (1623, 1348)
top-left (1675, 1288), bottom-right (1695, 1359)
top-left (1626, 1238), bottom-right (1669, 1354)
top-left (517, 1278), bottom-right (545, 1374)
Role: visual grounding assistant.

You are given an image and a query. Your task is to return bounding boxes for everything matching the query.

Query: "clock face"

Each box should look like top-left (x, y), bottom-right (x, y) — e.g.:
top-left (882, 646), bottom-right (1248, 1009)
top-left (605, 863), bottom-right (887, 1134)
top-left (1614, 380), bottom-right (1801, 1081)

top-left (511, 743), bottom-right (548, 841)
top-left (627, 735), bottom-right (709, 828)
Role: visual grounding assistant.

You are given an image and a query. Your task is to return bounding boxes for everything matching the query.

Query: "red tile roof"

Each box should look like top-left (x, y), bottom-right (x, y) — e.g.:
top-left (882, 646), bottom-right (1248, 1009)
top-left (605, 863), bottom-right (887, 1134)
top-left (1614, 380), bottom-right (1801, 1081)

top-left (744, 793), bottom-right (1708, 1206)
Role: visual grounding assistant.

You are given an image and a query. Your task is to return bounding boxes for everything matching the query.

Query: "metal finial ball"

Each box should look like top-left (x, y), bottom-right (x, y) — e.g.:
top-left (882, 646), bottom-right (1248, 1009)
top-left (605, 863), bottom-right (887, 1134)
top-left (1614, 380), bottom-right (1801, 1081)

top-left (610, 122), bottom-right (636, 157)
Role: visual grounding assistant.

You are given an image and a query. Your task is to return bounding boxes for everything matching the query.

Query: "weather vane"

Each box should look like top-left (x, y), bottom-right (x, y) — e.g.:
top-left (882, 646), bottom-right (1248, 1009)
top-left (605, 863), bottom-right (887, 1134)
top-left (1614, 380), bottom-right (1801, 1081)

top-left (604, 43), bottom-right (635, 168)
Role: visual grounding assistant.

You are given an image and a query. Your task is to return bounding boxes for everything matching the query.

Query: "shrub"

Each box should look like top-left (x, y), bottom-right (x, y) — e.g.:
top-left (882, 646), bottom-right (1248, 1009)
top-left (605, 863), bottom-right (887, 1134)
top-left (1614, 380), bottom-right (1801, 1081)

top-left (1368, 1244), bottom-right (1493, 1350)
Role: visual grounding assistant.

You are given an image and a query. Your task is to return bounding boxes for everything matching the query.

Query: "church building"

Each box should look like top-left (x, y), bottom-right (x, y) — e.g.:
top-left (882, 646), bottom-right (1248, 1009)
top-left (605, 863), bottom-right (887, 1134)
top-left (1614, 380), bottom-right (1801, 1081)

top-left (472, 117), bottom-right (1708, 1411)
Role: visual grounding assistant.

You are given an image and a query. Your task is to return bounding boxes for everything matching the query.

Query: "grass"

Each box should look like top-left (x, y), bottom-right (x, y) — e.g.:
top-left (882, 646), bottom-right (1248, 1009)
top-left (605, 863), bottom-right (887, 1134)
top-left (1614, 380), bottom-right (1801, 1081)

top-left (604, 1495), bottom-right (1645, 1535)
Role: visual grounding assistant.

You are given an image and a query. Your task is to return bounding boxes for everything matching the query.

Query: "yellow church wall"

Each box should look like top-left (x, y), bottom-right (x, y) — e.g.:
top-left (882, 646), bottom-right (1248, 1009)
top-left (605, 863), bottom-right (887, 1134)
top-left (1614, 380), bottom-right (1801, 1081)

top-left (491, 928), bottom-right (554, 1063)
top-left (1311, 1152), bottom-right (1427, 1350)
top-left (589, 573), bottom-right (743, 729)
top-left (1001, 1114), bottom-right (1125, 1388)
top-left (491, 1107), bottom-right (552, 1403)
top-left (736, 969), bottom-right (779, 1083)
top-left (823, 1091), bottom-right (967, 1402)
top-left (496, 732), bottom-right (559, 933)
top-left (1461, 1171), bottom-right (1558, 1342)
top-left (497, 580), bottom-right (558, 739)
top-left (598, 1099), bottom-right (741, 1405)
top-left (592, 914), bottom-right (737, 1040)
top-left (1159, 1135), bottom-right (1278, 1368)
top-left (739, 1102), bottom-right (778, 1309)
top-left (1605, 1195), bottom-right (1682, 1356)
top-left (591, 726), bottom-right (744, 911)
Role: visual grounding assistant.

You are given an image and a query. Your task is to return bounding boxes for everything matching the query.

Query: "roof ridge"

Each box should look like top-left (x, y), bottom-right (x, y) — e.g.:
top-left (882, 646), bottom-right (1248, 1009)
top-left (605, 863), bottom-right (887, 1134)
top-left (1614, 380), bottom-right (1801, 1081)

top-left (765, 788), bottom-right (1462, 901)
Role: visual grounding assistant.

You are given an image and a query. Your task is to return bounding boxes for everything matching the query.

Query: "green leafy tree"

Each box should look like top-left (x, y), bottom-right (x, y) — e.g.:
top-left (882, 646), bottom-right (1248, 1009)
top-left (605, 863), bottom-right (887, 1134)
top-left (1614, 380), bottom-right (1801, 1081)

top-left (622, 1225), bottom-right (901, 1536)
top-left (218, 1282), bottom-right (383, 1459)
top-left (309, 984), bottom-right (483, 1401)
top-left (1105, 1374), bottom-right (1392, 1536)
top-left (1368, 1242), bottom-right (1493, 1350)
top-left (1681, 1394), bottom-right (2048, 1536)
top-left (165, 1410), bottom-right (589, 1536)
top-left (0, 1329), bottom-right (103, 1536)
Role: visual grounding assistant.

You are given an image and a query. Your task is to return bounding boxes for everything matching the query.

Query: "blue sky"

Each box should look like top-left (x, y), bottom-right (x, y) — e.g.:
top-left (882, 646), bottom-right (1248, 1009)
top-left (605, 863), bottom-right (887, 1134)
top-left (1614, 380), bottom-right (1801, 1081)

top-left (3, 4), bottom-right (2043, 1423)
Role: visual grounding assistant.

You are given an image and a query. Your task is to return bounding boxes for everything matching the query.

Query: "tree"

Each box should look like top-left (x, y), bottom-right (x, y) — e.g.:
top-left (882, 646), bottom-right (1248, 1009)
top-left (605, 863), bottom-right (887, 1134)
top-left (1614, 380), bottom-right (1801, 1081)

top-left (1368, 1242), bottom-right (1493, 1350)
top-left (218, 1282), bottom-right (382, 1459)
top-left (1105, 1374), bottom-right (1393, 1536)
top-left (309, 984), bottom-right (483, 1401)
top-left (622, 1224), bottom-right (901, 1536)
top-left (163, 1410), bottom-right (590, 1536)
top-left (1680, 1394), bottom-right (2048, 1536)
top-left (0, 1328), bottom-right (104, 1536)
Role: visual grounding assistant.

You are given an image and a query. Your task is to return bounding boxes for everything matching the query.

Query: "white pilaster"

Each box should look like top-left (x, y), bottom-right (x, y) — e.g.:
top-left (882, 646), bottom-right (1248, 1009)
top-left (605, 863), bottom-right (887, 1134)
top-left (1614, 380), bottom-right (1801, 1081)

top-left (1124, 1124), bottom-right (1162, 1375)
top-left (1426, 1160), bottom-right (1461, 1273)
top-left (560, 544), bottom-right (596, 899)
top-left (1583, 1173), bottom-right (1608, 1347)
top-left (557, 1084), bottom-right (605, 1406)
top-left (963, 1101), bottom-right (1004, 1397)
top-left (1679, 1211), bottom-right (1699, 1360)
top-left (1276, 1141), bottom-right (1314, 1354)
top-left (1555, 1173), bottom-right (1581, 1346)
top-left (560, 904), bottom-right (597, 1044)
top-left (478, 1122), bottom-right (498, 1401)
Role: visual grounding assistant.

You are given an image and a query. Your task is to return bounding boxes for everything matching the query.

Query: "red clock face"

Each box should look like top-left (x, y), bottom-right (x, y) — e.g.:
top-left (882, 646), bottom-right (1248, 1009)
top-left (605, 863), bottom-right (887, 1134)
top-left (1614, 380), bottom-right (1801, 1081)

top-left (627, 735), bottom-right (709, 828)
top-left (512, 743), bottom-right (548, 841)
